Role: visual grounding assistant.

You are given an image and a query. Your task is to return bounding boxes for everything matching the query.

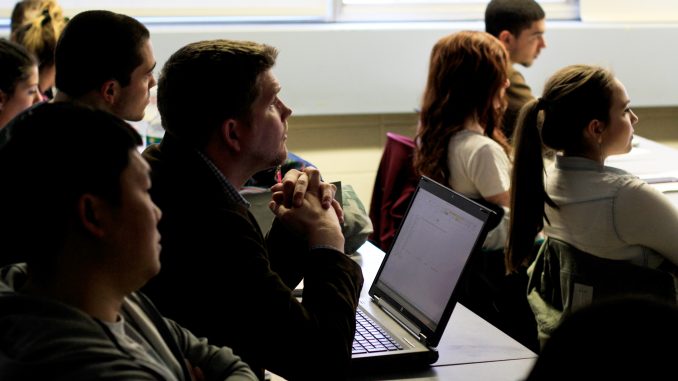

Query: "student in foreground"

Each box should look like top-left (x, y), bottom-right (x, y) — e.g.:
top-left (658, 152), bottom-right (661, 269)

top-left (0, 103), bottom-right (256, 381)
top-left (525, 296), bottom-right (678, 380)
top-left (141, 39), bottom-right (363, 380)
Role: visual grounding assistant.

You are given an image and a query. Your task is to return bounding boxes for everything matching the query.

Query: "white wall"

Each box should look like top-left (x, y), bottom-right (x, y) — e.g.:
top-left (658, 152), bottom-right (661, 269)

top-left (147, 21), bottom-right (678, 116)
top-left (2, 20), bottom-right (676, 115)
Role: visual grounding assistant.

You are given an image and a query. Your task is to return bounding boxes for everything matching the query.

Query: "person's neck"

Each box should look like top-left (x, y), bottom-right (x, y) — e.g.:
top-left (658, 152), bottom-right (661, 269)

top-left (202, 142), bottom-right (256, 190)
top-left (21, 264), bottom-right (125, 323)
top-left (0, 113), bottom-right (13, 130)
top-left (53, 92), bottom-right (112, 115)
top-left (562, 151), bottom-right (606, 165)
top-left (463, 115), bottom-right (484, 134)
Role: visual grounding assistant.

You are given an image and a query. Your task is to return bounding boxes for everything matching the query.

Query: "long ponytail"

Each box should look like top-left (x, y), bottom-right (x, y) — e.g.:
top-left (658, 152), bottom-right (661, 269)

top-left (505, 98), bottom-right (556, 273)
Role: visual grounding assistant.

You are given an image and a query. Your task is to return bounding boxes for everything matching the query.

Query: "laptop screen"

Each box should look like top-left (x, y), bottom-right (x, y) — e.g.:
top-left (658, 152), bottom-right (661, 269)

top-left (369, 176), bottom-right (491, 344)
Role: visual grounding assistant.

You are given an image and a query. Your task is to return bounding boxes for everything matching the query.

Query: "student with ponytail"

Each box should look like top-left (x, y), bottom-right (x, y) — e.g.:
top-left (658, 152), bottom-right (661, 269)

top-left (10, 0), bottom-right (68, 100)
top-left (507, 65), bottom-right (678, 340)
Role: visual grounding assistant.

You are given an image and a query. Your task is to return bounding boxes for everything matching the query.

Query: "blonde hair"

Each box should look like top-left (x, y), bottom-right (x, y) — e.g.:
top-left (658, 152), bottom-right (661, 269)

top-left (10, 0), bottom-right (68, 69)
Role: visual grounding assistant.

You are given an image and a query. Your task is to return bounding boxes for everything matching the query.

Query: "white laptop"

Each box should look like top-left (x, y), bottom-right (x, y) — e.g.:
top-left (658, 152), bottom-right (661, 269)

top-left (350, 176), bottom-right (494, 373)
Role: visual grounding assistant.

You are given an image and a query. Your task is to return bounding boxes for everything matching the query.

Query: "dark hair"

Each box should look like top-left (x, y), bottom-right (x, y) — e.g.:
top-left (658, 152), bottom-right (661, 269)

top-left (157, 39), bottom-right (278, 148)
top-left (0, 102), bottom-right (142, 267)
top-left (414, 31), bottom-right (510, 185)
top-left (55, 10), bottom-right (149, 98)
top-left (485, 0), bottom-right (545, 38)
top-left (526, 296), bottom-right (678, 380)
top-left (10, 0), bottom-right (67, 71)
top-left (506, 65), bottom-right (615, 272)
top-left (0, 38), bottom-right (37, 97)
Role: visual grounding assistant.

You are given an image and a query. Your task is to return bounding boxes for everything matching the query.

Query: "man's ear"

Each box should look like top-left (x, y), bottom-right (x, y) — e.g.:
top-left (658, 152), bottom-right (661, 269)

top-left (99, 80), bottom-right (119, 105)
top-left (78, 194), bottom-right (108, 238)
top-left (497, 30), bottom-right (514, 46)
top-left (220, 118), bottom-right (243, 152)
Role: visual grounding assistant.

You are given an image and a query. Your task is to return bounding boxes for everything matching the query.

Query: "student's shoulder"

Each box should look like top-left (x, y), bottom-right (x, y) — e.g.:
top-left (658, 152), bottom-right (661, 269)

top-left (0, 294), bottom-right (157, 380)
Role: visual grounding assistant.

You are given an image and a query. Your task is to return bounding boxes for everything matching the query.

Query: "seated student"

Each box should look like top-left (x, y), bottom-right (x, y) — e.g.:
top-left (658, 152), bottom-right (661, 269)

top-left (525, 296), bottom-right (678, 381)
top-left (413, 31), bottom-right (539, 352)
top-left (53, 9), bottom-right (156, 123)
top-left (414, 30), bottom-right (512, 252)
top-left (485, 0), bottom-right (547, 140)
top-left (10, 0), bottom-right (68, 100)
top-left (141, 39), bottom-right (363, 381)
top-left (506, 65), bottom-right (678, 337)
top-left (0, 39), bottom-right (42, 130)
top-left (0, 102), bottom-right (256, 380)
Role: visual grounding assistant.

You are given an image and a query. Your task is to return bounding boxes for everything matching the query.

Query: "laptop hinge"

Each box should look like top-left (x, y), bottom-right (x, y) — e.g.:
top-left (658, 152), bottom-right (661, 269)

top-left (374, 298), bottom-right (425, 344)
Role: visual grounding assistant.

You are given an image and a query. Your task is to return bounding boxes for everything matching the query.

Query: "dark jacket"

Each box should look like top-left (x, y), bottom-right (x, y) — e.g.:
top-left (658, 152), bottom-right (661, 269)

top-left (0, 264), bottom-right (256, 381)
top-left (503, 66), bottom-right (535, 140)
top-left (142, 133), bottom-right (363, 381)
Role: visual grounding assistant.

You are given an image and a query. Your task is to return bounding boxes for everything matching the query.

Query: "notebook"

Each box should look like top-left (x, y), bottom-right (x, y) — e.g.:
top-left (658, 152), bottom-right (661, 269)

top-left (350, 176), bottom-right (494, 373)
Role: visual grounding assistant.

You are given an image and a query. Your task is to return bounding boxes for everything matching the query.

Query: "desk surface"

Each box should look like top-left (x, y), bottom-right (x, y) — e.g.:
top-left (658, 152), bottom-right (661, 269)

top-left (606, 135), bottom-right (678, 205)
top-left (349, 242), bottom-right (536, 381)
top-left (607, 135), bottom-right (678, 183)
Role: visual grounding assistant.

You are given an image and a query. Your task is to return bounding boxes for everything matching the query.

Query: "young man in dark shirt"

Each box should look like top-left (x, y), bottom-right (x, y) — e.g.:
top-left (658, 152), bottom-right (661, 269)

top-left (486, 0), bottom-right (547, 140)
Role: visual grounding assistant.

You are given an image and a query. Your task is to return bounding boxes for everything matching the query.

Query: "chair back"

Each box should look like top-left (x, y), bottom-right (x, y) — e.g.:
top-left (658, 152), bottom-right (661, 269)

top-left (368, 132), bottom-right (418, 252)
top-left (527, 237), bottom-right (677, 344)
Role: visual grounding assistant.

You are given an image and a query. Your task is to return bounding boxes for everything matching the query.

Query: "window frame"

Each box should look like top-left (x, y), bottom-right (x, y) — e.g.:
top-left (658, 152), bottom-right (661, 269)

top-left (0, 0), bottom-right (579, 25)
top-left (332, 0), bottom-right (579, 22)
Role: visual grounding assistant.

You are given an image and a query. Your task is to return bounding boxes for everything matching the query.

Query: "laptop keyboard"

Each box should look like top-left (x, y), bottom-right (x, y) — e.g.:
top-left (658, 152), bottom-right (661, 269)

top-left (352, 309), bottom-right (404, 354)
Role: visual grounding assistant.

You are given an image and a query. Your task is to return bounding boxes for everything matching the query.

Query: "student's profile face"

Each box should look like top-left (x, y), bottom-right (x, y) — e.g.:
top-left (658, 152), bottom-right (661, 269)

top-left (113, 39), bottom-right (157, 122)
top-left (105, 150), bottom-right (163, 287)
top-left (601, 78), bottom-right (637, 158)
top-left (242, 69), bottom-right (292, 171)
top-left (509, 19), bottom-right (546, 67)
top-left (0, 65), bottom-right (42, 129)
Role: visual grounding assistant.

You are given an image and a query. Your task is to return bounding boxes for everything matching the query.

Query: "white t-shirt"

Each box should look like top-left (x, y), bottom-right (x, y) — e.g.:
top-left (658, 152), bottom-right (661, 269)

top-left (447, 129), bottom-right (512, 250)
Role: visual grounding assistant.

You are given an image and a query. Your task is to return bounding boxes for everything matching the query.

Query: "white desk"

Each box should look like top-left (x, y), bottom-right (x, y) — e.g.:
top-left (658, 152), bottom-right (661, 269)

top-left (607, 136), bottom-right (678, 180)
top-left (607, 135), bottom-right (678, 206)
top-left (348, 242), bottom-right (537, 381)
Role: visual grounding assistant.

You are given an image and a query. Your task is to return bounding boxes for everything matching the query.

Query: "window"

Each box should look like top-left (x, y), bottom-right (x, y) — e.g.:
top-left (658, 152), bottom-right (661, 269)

top-left (0, 0), bottom-right (330, 24)
top-left (0, 0), bottom-right (578, 24)
top-left (335, 0), bottom-right (578, 22)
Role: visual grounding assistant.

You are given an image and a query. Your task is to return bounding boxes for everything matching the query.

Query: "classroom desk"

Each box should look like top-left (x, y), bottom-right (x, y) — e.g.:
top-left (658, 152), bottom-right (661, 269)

top-left (607, 135), bottom-right (678, 180)
top-left (348, 241), bottom-right (537, 381)
top-left (606, 135), bottom-right (678, 205)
